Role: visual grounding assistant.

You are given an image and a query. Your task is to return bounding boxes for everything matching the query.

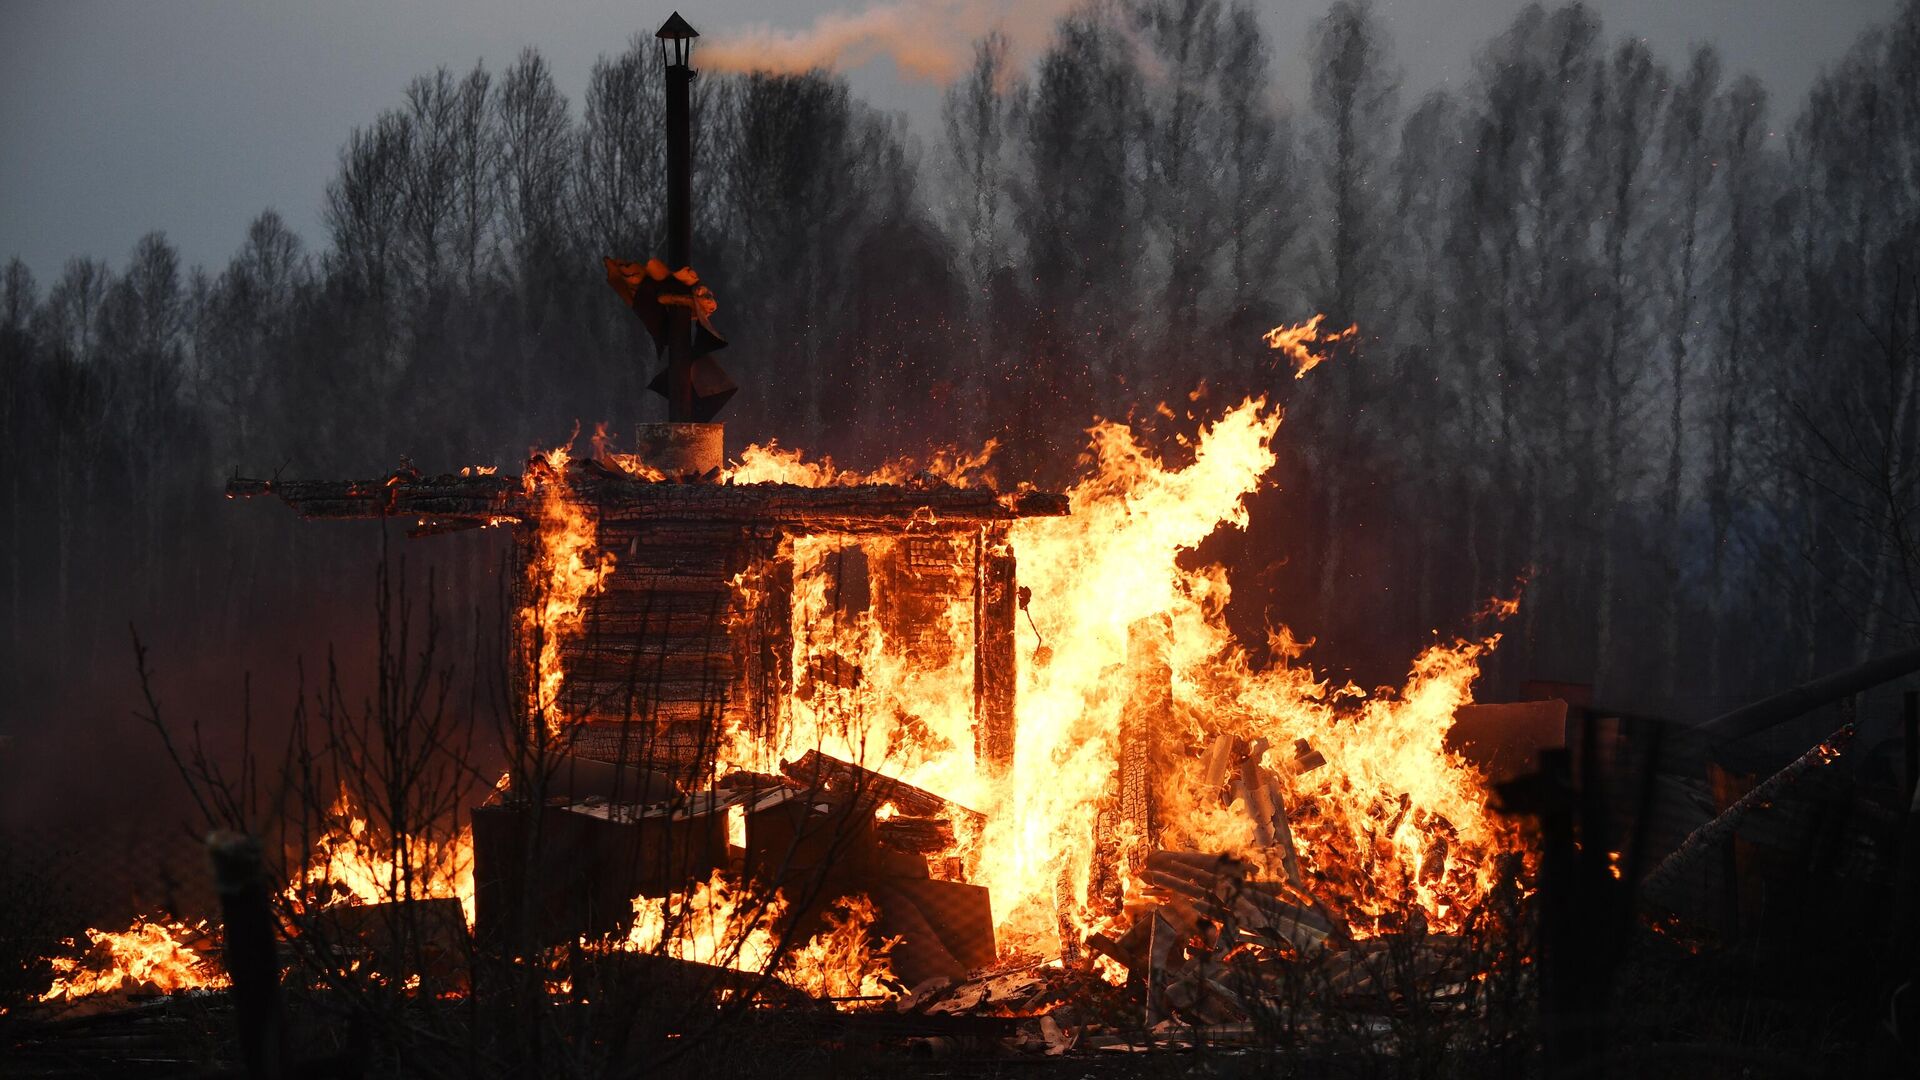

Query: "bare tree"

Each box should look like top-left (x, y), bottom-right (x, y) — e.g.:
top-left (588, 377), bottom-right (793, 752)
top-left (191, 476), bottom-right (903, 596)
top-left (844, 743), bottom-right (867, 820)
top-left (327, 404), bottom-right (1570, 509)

top-left (1702, 73), bottom-right (1772, 694)
top-left (1386, 89), bottom-right (1465, 635)
top-left (577, 37), bottom-right (665, 264)
top-left (1588, 39), bottom-right (1667, 698)
top-left (1653, 46), bottom-right (1722, 699)
top-left (0, 257), bottom-right (35, 702)
top-left (1303, 0), bottom-right (1397, 623)
top-left (942, 31), bottom-right (1019, 318)
top-left (99, 232), bottom-right (189, 613)
top-left (1012, 4), bottom-right (1145, 463)
top-left (1212, 3), bottom-right (1298, 366)
top-left (495, 49), bottom-right (575, 300)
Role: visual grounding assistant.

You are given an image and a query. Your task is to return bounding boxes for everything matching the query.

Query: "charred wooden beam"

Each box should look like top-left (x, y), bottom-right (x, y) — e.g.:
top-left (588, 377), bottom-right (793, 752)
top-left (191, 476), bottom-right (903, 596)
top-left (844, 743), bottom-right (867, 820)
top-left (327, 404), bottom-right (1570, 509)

top-left (228, 470), bottom-right (1068, 531)
top-left (1641, 724), bottom-right (1854, 898)
top-left (1695, 644), bottom-right (1920, 741)
top-left (583, 479), bottom-right (1069, 530)
top-left (226, 472), bottom-right (520, 520)
top-left (745, 544), bottom-right (794, 745)
top-left (973, 525), bottom-right (1017, 774)
top-left (1119, 615), bottom-right (1173, 855)
top-left (875, 815), bottom-right (955, 854)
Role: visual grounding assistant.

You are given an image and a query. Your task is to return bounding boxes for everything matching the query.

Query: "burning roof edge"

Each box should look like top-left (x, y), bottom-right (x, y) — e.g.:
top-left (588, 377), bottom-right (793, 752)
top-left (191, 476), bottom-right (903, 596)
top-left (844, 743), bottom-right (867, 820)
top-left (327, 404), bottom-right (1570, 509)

top-left (225, 461), bottom-right (1069, 536)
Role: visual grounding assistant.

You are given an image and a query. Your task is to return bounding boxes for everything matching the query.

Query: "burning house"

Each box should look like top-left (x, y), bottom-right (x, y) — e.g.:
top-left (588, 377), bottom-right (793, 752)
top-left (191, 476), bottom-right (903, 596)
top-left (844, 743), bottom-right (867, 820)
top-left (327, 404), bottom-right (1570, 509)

top-left (18, 7), bottom-right (1920, 1077)
top-left (0, 21), bottom-right (1577, 1062)
top-left (38, 6), bottom-right (1734, 1064)
top-left (208, 12), bottom-right (1546, 1025)
top-left (224, 13), bottom-right (1077, 988)
top-left (227, 424), bottom-right (1068, 970)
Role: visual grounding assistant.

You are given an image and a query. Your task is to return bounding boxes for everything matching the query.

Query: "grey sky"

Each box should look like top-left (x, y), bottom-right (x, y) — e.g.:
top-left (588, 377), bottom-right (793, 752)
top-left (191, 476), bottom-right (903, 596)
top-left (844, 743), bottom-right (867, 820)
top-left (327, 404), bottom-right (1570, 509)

top-left (0, 0), bottom-right (1901, 285)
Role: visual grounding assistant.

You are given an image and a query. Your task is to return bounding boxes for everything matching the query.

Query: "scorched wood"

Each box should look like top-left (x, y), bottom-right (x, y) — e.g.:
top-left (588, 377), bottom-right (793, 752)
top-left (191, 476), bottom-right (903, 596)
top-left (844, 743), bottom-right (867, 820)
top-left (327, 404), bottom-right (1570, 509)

top-left (973, 526), bottom-right (1017, 772)
top-left (227, 470), bottom-right (1067, 531)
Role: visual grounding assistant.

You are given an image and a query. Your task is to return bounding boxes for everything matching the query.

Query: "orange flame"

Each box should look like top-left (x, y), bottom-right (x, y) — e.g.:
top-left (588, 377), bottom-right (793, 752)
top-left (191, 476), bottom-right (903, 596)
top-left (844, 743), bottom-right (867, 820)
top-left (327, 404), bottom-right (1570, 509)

top-left (521, 443), bottom-right (616, 734)
top-left (1263, 315), bottom-right (1357, 379)
top-left (625, 873), bottom-right (895, 999)
top-left (290, 784), bottom-right (477, 928)
top-left (39, 918), bottom-right (226, 1001)
top-left (726, 440), bottom-right (999, 488)
top-left (42, 782), bottom-right (483, 1004)
top-left (1476, 570), bottom-right (1531, 621)
top-left (713, 395), bottom-right (1524, 957)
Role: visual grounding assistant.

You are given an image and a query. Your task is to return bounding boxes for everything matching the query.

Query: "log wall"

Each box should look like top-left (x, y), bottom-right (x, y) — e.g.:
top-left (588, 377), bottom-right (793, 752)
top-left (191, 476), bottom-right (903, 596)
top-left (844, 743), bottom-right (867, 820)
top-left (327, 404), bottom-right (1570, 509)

top-left (493, 487), bottom-right (1044, 776)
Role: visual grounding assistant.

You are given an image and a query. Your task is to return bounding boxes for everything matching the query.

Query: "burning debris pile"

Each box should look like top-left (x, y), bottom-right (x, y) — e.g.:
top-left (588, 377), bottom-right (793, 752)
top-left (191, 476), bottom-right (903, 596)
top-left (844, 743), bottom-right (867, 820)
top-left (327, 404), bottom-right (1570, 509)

top-left (40, 920), bottom-right (226, 1002)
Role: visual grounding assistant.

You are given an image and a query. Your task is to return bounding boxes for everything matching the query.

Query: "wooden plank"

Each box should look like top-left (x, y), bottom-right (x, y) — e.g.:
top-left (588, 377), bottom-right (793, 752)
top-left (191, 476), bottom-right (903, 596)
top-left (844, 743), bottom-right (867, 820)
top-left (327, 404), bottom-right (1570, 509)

top-left (563, 676), bottom-right (735, 706)
top-left (744, 543), bottom-right (793, 745)
top-left (228, 470), bottom-right (1069, 529)
top-left (597, 572), bottom-right (736, 596)
top-left (875, 816), bottom-right (955, 854)
top-left (974, 526), bottom-right (1017, 774)
top-left (559, 652), bottom-right (736, 683)
top-left (579, 610), bottom-right (733, 637)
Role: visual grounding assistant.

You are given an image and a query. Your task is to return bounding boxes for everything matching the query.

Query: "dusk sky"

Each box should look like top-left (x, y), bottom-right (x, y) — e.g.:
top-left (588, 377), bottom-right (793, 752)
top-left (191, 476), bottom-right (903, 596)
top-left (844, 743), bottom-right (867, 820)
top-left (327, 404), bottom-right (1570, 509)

top-left (1, 0), bottom-right (1901, 283)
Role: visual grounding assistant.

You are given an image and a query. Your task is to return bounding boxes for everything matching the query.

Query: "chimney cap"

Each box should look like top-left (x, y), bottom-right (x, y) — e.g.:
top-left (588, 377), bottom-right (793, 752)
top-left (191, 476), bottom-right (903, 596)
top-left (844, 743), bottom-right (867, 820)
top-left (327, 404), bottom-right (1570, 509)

top-left (656, 12), bottom-right (699, 40)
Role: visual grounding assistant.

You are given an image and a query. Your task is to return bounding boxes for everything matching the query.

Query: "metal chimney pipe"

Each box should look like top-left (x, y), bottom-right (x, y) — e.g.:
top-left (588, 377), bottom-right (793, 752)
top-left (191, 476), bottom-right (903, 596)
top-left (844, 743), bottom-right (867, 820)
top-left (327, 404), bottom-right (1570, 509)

top-left (659, 12), bottom-right (697, 423)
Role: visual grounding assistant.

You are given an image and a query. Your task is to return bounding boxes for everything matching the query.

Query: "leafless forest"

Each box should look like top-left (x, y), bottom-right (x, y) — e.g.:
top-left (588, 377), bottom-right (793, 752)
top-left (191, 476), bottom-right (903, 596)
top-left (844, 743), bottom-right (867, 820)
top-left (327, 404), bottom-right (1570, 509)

top-left (3, 0), bottom-right (1919, 898)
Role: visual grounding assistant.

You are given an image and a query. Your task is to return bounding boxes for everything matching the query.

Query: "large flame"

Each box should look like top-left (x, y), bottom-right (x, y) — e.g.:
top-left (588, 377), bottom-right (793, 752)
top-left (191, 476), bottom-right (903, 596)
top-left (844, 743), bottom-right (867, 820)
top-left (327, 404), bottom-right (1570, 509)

top-left (726, 440), bottom-right (999, 489)
top-left (521, 444), bottom-right (616, 734)
top-left (45, 386), bottom-right (1522, 1005)
top-left (717, 396), bottom-right (1523, 956)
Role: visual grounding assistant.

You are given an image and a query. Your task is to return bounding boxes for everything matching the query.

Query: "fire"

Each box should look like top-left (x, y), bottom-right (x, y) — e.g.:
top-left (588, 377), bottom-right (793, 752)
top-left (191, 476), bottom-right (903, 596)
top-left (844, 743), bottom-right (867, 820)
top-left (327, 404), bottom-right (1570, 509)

top-left (714, 395), bottom-right (1524, 957)
top-left (521, 443), bottom-right (616, 734)
top-left (736, 531), bottom-right (983, 801)
top-left (727, 440), bottom-right (999, 488)
top-left (625, 873), bottom-right (894, 999)
top-left (290, 784), bottom-right (477, 928)
top-left (782, 893), bottom-right (897, 1000)
top-left (39, 918), bottom-right (226, 1001)
top-left (1263, 314), bottom-right (1357, 378)
top-left (47, 371), bottom-right (1522, 1006)
top-left (40, 783), bottom-right (482, 1004)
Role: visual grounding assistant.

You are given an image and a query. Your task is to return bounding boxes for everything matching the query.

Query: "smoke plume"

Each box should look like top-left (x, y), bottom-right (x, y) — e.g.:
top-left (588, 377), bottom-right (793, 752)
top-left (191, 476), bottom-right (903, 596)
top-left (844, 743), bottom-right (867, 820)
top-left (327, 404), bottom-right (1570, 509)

top-left (702, 0), bottom-right (1077, 81)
